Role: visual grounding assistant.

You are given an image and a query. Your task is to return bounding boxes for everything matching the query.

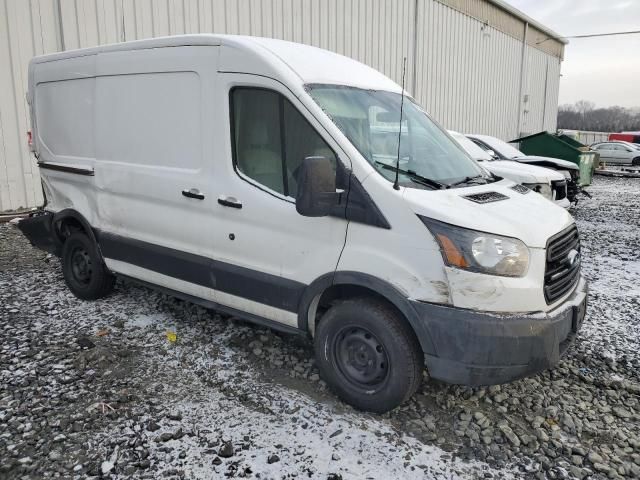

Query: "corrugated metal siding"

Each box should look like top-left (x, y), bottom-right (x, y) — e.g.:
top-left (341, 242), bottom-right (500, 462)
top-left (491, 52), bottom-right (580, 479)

top-left (437, 0), bottom-right (565, 58)
top-left (0, 0), bottom-right (58, 213)
top-left (415, 0), bottom-right (524, 139)
top-left (521, 47), bottom-right (561, 137)
top-left (0, 0), bottom-right (562, 212)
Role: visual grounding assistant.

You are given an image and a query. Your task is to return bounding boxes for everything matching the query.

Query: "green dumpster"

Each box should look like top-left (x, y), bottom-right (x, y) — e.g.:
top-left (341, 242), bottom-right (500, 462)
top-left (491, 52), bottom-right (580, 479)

top-left (510, 131), bottom-right (600, 186)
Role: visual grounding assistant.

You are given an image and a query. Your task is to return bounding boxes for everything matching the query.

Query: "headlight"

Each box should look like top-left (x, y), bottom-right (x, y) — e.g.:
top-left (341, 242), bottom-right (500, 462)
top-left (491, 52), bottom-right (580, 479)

top-left (522, 182), bottom-right (552, 200)
top-left (420, 217), bottom-right (530, 277)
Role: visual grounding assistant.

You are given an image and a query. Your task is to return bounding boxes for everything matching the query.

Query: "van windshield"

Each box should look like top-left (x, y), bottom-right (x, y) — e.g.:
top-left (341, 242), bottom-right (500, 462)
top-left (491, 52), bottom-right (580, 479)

top-left (306, 85), bottom-right (487, 188)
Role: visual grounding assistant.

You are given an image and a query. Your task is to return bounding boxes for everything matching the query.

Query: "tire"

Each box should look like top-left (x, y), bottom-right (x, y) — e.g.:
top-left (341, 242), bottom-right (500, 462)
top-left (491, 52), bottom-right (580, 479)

top-left (61, 232), bottom-right (115, 300)
top-left (314, 297), bottom-right (423, 413)
top-left (632, 157), bottom-right (640, 166)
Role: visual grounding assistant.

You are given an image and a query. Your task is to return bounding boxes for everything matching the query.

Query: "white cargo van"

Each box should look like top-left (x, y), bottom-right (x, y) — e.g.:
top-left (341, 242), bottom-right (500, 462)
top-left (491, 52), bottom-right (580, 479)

top-left (20, 35), bottom-right (587, 413)
top-left (448, 131), bottom-right (571, 208)
top-left (467, 133), bottom-right (582, 203)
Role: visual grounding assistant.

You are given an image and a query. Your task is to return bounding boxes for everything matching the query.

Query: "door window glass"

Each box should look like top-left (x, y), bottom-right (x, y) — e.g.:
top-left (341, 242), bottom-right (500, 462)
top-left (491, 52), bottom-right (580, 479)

top-left (231, 88), bottom-right (336, 197)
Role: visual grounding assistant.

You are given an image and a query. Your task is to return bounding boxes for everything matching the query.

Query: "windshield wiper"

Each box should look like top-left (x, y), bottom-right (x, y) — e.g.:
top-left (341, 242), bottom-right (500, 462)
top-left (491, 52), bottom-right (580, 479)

top-left (375, 162), bottom-right (446, 190)
top-left (447, 175), bottom-right (490, 188)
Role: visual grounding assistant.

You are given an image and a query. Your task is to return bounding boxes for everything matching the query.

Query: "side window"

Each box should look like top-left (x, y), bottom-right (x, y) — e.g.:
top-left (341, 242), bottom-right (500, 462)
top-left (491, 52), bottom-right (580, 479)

top-left (231, 88), bottom-right (337, 197)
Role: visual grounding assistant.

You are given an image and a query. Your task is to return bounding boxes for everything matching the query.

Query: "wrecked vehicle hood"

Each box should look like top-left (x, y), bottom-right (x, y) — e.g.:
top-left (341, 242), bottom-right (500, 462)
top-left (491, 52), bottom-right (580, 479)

top-left (481, 160), bottom-right (564, 184)
top-left (513, 155), bottom-right (579, 171)
top-left (403, 179), bottom-right (574, 248)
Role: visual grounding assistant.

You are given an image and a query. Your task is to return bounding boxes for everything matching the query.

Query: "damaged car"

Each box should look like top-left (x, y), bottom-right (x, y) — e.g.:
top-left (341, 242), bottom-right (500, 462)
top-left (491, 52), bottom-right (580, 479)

top-left (466, 134), bottom-right (582, 203)
top-left (448, 131), bottom-right (570, 208)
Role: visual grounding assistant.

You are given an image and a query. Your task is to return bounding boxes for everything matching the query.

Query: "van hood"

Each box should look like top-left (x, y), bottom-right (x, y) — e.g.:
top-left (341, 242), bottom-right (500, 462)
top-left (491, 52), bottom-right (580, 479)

top-left (402, 179), bottom-right (573, 248)
top-left (513, 155), bottom-right (579, 171)
top-left (481, 160), bottom-right (564, 184)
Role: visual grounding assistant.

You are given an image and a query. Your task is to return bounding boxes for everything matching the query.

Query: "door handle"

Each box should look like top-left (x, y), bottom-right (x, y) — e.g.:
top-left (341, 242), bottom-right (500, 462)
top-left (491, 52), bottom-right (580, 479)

top-left (182, 188), bottom-right (205, 200)
top-left (217, 195), bottom-right (242, 209)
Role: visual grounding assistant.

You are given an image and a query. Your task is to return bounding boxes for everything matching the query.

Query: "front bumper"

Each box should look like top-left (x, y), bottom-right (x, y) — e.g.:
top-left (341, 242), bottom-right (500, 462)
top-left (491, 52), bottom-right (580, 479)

top-left (555, 197), bottom-right (570, 209)
top-left (414, 276), bottom-right (587, 386)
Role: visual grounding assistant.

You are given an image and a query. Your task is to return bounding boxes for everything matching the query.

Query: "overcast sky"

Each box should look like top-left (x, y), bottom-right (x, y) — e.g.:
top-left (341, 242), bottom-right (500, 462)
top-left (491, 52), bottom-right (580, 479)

top-left (506, 0), bottom-right (640, 109)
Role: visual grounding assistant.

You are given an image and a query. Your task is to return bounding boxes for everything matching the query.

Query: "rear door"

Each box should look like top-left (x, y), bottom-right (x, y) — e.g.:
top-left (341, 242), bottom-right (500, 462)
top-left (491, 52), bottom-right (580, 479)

top-left (596, 143), bottom-right (615, 163)
top-left (94, 46), bottom-right (219, 300)
top-left (208, 73), bottom-right (349, 327)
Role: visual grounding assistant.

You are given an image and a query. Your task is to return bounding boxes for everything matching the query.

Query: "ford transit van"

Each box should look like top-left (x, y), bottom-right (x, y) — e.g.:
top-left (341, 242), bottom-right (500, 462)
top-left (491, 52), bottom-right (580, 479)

top-left (19, 35), bottom-right (587, 413)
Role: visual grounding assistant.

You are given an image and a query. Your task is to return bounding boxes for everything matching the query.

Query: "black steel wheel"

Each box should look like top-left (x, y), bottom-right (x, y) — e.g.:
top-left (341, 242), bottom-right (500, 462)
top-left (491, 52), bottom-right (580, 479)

top-left (333, 325), bottom-right (389, 390)
top-left (314, 298), bottom-right (423, 413)
top-left (69, 245), bottom-right (93, 286)
top-left (62, 232), bottom-right (114, 300)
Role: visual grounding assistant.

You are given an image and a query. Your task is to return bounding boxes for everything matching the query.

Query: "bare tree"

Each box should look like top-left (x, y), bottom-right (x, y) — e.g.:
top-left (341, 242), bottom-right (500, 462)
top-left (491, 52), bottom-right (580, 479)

top-left (557, 101), bottom-right (640, 132)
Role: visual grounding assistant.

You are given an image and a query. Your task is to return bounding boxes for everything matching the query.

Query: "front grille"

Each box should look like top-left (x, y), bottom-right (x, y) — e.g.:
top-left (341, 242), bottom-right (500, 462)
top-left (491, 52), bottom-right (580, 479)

top-left (551, 180), bottom-right (567, 201)
top-left (544, 224), bottom-right (581, 304)
top-left (462, 192), bottom-right (509, 204)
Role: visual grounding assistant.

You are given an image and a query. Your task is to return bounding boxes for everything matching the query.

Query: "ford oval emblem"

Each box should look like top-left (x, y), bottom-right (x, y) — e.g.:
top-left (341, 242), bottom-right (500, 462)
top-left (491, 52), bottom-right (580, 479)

top-left (566, 249), bottom-right (580, 267)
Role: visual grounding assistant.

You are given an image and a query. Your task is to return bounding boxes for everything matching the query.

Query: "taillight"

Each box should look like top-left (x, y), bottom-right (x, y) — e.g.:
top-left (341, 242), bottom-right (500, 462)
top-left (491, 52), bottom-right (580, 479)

top-left (27, 130), bottom-right (35, 152)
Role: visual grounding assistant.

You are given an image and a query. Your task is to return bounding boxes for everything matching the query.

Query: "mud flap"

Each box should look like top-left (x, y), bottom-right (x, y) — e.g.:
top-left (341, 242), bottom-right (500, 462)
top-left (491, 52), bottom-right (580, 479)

top-left (16, 211), bottom-right (60, 256)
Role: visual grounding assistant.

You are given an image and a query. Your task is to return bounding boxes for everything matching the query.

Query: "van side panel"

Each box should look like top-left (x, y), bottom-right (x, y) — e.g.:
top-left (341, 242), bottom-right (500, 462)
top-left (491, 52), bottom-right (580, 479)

top-left (92, 46), bottom-right (219, 301)
top-left (94, 70), bottom-right (202, 245)
top-left (32, 55), bottom-right (98, 224)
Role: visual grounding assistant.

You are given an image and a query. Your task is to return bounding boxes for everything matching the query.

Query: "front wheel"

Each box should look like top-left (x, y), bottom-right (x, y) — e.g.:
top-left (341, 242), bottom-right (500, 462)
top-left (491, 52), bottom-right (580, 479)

top-left (62, 232), bottom-right (115, 300)
top-left (314, 298), bottom-right (423, 413)
top-left (632, 157), bottom-right (640, 166)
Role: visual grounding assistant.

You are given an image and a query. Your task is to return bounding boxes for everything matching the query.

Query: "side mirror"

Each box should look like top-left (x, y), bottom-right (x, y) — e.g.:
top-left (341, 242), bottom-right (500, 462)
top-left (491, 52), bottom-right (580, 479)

top-left (486, 149), bottom-right (497, 158)
top-left (295, 156), bottom-right (341, 217)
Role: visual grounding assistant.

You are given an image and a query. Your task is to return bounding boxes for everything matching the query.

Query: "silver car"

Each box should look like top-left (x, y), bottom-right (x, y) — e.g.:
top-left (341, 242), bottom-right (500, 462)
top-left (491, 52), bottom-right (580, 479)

top-left (591, 142), bottom-right (640, 166)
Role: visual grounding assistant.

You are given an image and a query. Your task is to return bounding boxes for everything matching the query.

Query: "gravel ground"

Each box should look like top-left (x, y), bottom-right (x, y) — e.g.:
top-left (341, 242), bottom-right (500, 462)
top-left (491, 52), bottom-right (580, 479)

top-left (1, 175), bottom-right (639, 480)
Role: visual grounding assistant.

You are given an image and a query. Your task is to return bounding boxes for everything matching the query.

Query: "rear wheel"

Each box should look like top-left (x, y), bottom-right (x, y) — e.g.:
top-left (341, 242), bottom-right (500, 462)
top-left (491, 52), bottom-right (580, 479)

top-left (62, 232), bottom-right (114, 300)
top-left (314, 298), bottom-right (423, 413)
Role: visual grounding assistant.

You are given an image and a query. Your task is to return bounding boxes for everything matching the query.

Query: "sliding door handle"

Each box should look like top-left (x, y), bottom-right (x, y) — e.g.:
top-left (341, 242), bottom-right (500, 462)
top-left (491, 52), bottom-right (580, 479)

top-left (217, 195), bottom-right (242, 209)
top-left (182, 188), bottom-right (205, 200)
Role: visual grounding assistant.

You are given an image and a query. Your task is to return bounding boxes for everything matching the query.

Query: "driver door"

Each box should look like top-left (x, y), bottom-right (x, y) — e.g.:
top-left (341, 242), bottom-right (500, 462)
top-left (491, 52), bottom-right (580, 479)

top-left (209, 74), bottom-right (350, 327)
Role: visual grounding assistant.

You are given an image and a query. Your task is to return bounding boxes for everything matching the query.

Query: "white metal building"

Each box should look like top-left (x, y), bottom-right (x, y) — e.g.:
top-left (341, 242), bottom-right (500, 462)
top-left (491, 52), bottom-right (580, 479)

top-left (0, 0), bottom-right (565, 213)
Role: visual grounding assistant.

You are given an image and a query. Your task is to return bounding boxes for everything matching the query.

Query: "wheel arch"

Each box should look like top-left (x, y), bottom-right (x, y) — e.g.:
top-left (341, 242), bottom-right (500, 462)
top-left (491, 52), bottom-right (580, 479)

top-left (297, 271), bottom-right (436, 355)
top-left (52, 209), bottom-right (98, 245)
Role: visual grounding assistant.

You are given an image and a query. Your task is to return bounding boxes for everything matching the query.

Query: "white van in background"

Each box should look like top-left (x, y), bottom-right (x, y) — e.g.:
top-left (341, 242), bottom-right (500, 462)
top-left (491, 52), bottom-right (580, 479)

top-left (467, 133), bottom-right (581, 203)
top-left (448, 131), bottom-right (570, 208)
top-left (19, 35), bottom-right (587, 413)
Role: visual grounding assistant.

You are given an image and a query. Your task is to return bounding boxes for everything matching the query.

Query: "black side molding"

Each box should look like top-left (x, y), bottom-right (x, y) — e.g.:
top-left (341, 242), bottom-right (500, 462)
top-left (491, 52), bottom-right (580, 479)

top-left (38, 162), bottom-right (94, 176)
top-left (95, 230), bottom-right (306, 313)
top-left (117, 274), bottom-right (303, 337)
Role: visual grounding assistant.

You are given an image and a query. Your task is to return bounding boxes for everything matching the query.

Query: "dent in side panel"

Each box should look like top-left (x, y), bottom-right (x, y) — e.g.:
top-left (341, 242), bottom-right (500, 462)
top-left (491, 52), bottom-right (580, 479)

top-left (339, 241), bottom-right (451, 305)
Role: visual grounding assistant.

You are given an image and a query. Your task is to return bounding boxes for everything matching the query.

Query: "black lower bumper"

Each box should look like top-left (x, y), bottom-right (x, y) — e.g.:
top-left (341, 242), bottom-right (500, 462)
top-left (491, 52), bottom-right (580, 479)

top-left (16, 211), bottom-right (60, 256)
top-left (414, 277), bottom-right (588, 386)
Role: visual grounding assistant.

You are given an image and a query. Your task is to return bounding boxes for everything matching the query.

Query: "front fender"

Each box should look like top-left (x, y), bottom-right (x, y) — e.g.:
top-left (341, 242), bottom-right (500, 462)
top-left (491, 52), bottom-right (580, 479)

top-left (298, 271), bottom-right (437, 355)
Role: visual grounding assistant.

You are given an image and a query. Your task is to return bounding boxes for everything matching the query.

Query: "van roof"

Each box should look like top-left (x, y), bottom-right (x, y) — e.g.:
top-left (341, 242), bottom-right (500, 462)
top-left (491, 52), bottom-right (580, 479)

top-left (30, 34), bottom-right (401, 93)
